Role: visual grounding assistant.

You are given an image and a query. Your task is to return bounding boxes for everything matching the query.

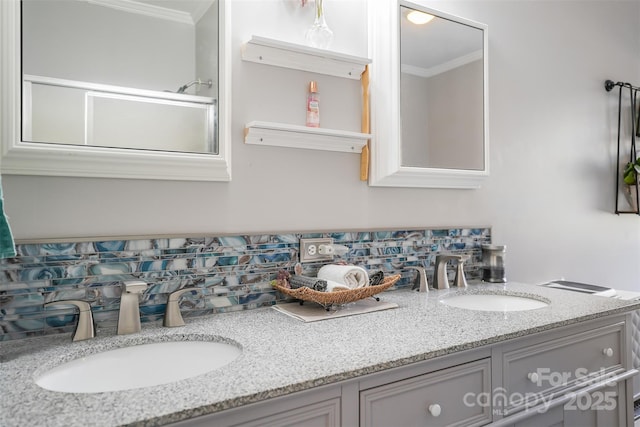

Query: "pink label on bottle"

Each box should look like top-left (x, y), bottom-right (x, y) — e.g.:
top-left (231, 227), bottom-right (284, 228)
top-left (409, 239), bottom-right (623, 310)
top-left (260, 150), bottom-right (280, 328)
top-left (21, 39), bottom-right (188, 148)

top-left (306, 97), bottom-right (320, 127)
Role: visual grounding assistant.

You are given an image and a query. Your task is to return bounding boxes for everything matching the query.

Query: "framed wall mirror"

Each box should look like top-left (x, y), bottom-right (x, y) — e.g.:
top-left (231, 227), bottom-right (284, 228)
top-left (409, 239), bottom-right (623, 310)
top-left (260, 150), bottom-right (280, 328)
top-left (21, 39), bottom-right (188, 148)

top-left (368, 0), bottom-right (488, 188)
top-left (0, 0), bottom-right (231, 181)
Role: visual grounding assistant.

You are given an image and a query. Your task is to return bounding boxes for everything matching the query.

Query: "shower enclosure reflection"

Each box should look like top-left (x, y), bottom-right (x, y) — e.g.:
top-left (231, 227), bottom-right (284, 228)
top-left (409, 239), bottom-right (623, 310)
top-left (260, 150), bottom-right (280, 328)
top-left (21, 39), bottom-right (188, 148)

top-left (21, 0), bottom-right (219, 154)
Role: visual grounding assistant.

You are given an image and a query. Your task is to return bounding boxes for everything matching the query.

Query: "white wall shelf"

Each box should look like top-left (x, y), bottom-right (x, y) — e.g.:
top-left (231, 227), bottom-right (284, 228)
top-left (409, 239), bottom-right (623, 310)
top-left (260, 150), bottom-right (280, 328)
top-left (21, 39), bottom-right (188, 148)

top-left (241, 36), bottom-right (371, 80)
top-left (244, 121), bottom-right (369, 153)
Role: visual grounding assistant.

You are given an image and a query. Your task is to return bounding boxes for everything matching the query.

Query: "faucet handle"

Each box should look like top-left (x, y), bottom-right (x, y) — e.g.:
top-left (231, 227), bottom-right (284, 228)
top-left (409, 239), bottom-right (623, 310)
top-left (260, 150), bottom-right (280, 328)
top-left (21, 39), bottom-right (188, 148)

top-left (454, 257), bottom-right (469, 288)
top-left (122, 280), bottom-right (147, 294)
top-left (44, 300), bottom-right (95, 342)
top-left (164, 288), bottom-right (202, 327)
top-left (436, 254), bottom-right (461, 262)
top-left (406, 267), bottom-right (429, 292)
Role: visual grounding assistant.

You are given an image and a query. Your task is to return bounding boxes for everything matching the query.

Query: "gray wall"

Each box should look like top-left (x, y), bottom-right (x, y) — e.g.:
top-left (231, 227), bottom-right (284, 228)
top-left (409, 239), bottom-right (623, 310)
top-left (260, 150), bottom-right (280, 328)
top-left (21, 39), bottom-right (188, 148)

top-left (22, 0), bottom-right (194, 90)
top-left (401, 60), bottom-right (484, 170)
top-left (4, 0), bottom-right (640, 291)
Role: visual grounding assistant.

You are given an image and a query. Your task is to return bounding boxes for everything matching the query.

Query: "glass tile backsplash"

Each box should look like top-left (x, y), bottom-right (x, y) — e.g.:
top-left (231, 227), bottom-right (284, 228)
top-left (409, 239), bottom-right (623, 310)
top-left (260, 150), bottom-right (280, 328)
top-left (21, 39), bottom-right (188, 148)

top-left (0, 227), bottom-right (490, 341)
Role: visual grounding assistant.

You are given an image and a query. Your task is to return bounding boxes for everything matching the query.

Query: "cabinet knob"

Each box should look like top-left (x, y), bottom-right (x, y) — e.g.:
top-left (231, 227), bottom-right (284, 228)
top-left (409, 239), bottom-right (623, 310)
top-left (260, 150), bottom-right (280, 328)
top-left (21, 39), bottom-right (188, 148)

top-left (603, 347), bottom-right (614, 357)
top-left (428, 404), bottom-right (442, 417)
top-left (527, 372), bottom-right (539, 383)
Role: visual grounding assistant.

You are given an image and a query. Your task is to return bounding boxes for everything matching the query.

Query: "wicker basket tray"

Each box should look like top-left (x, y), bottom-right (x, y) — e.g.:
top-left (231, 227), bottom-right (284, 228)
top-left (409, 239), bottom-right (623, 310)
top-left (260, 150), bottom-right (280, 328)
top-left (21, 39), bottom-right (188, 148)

top-left (273, 274), bottom-right (400, 308)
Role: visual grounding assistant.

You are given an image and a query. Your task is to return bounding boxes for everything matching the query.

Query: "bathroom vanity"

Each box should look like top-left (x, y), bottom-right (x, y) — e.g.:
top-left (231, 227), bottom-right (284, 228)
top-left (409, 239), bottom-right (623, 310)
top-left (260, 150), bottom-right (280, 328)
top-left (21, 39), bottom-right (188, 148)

top-left (178, 313), bottom-right (631, 427)
top-left (1, 282), bottom-right (638, 427)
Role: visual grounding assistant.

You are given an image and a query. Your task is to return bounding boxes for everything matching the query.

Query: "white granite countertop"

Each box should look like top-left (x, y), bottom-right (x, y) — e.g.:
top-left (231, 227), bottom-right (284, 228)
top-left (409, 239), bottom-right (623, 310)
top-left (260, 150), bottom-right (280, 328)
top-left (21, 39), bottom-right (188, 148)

top-left (2, 282), bottom-right (640, 427)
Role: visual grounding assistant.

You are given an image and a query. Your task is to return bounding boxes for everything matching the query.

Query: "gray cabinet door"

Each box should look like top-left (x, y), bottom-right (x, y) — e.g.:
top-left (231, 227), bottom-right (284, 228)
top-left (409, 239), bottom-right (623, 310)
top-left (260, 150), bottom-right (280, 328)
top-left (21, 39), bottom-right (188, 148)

top-left (169, 386), bottom-right (341, 427)
top-left (235, 397), bottom-right (341, 427)
top-left (563, 384), bottom-right (624, 427)
top-left (507, 385), bottom-right (624, 427)
top-left (360, 358), bottom-right (491, 427)
top-left (512, 405), bottom-right (564, 427)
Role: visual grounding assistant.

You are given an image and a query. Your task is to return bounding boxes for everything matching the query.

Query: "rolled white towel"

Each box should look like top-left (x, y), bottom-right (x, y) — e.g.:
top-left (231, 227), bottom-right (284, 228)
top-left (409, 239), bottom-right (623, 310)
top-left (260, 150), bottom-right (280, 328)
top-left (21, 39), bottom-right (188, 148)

top-left (325, 280), bottom-right (350, 292)
top-left (317, 264), bottom-right (369, 289)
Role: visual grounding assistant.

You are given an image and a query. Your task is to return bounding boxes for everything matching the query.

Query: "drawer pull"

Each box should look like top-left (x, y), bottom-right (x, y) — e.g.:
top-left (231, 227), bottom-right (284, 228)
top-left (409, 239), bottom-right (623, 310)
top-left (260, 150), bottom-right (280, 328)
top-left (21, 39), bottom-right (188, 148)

top-left (527, 372), bottom-right (539, 383)
top-left (603, 347), bottom-right (614, 357)
top-left (428, 404), bottom-right (442, 417)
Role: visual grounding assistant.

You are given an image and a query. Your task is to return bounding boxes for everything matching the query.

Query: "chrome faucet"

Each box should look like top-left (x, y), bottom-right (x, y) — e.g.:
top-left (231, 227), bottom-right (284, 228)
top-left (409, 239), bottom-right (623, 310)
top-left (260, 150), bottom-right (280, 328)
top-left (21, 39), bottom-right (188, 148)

top-left (44, 300), bottom-right (95, 342)
top-left (117, 280), bottom-right (148, 335)
top-left (433, 255), bottom-right (468, 289)
top-left (163, 288), bottom-right (201, 327)
top-left (406, 266), bottom-right (429, 292)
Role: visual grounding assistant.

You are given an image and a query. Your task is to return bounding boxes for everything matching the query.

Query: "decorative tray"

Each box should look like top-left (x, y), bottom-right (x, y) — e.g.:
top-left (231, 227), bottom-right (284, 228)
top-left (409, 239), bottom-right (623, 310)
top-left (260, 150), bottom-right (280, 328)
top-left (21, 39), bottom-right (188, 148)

top-left (272, 274), bottom-right (401, 308)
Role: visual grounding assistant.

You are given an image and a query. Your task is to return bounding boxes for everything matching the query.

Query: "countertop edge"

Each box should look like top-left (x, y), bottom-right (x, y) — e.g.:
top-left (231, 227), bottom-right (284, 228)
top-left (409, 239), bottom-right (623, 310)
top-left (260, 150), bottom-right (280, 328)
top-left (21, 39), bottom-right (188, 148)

top-left (3, 283), bottom-right (640, 427)
top-left (136, 303), bottom-right (640, 426)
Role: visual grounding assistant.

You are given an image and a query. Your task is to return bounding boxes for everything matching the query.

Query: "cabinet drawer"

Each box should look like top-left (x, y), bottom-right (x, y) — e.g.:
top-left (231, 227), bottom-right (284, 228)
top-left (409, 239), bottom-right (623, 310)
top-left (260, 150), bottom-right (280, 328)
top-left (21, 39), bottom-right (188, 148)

top-left (502, 322), bottom-right (623, 411)
top-left (360, 358), bottom-right (491, 427)
top-left (233, 397), bottom-right (341, 427)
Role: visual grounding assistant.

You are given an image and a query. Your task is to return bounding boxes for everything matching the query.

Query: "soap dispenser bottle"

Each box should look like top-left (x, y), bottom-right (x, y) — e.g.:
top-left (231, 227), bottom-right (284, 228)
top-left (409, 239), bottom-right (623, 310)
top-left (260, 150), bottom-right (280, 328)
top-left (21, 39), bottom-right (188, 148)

top-left (306, 81), bottom-right (320, 127)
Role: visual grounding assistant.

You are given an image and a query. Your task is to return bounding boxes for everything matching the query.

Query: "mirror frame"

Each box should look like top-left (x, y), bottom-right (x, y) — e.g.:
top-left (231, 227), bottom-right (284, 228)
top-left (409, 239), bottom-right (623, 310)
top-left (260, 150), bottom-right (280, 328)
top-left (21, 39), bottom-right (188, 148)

top-left (0, 0), bottom-right (231, 181)
top-left (368, 0), bottom-right (489, 189)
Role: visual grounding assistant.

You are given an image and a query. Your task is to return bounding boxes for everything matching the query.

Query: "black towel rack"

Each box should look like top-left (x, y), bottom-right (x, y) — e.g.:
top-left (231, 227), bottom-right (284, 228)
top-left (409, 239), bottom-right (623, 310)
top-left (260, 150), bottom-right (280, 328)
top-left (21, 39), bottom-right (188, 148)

top-left (605, 80), bottom-right (640, 92)
top-left (605, 79), bottom-right (640, 215)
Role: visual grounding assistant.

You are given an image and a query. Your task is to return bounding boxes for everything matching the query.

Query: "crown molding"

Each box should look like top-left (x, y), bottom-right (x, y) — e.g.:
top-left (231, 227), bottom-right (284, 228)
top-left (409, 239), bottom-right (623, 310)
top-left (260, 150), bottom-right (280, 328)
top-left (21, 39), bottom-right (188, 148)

top-left (402, 49), bottom-right (482, 78)
top-left (86, 0), bottom-right (194, 25)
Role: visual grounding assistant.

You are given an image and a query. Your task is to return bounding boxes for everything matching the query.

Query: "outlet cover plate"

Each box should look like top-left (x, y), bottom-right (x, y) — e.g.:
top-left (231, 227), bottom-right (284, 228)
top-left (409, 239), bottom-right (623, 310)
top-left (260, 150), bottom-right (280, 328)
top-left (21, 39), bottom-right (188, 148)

top-left (299, 238), bottom-right (334, 263)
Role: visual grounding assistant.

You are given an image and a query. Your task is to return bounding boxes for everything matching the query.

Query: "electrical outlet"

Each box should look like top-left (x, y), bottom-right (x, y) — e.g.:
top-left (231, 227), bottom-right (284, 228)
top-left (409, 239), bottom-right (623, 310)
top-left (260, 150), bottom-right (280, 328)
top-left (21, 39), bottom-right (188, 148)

top-left (299, 238), bottom-right (334, 263)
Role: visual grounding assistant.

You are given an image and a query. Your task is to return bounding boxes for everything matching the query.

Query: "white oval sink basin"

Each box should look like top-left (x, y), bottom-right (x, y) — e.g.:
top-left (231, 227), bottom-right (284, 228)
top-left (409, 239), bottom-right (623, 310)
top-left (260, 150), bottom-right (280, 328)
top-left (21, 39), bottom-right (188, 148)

top-left (440, 293), bottom-right (549, 312)
top-left (35, 340), bottom-right (242, 393)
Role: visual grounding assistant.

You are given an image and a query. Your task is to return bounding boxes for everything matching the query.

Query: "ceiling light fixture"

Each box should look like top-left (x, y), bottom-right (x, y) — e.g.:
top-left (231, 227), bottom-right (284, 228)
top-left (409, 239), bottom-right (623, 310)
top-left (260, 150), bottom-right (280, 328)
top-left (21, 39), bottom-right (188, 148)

top-left (407, 10), bottom-right (434, 25)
